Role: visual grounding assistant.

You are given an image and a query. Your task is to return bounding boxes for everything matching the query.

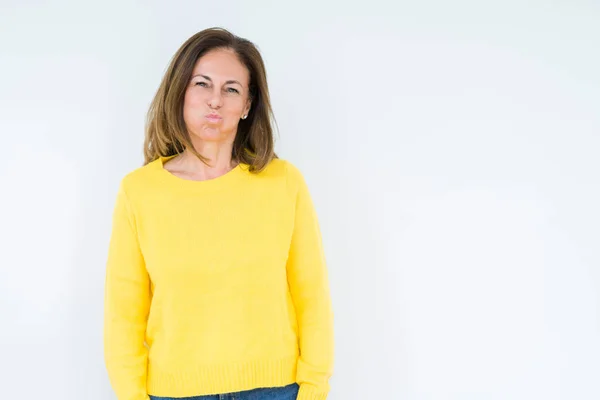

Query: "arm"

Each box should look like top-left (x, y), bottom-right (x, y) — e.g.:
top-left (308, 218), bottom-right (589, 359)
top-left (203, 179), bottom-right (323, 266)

top-left (104, 180), bottom-right (151, 400)
top-left (285, 163), bottom-right (335, 400)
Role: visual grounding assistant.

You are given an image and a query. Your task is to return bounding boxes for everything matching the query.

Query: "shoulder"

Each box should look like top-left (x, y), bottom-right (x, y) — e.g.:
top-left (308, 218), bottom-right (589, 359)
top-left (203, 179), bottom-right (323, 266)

top-left (259, 158), bottom-right (310, 200)
top-left (117, 158), bottom-right (162, 195)
top-left (260, 158), bottom-right (306, 184)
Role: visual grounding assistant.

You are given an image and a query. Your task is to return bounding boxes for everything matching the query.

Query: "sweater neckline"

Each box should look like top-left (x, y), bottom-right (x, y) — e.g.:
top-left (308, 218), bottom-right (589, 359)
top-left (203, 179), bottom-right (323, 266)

top-left (156, 155), bottom-right (248, 192)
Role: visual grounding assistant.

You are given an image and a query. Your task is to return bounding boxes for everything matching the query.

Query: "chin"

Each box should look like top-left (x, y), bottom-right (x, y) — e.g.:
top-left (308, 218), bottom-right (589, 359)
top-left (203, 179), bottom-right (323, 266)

top-left (190, 126), bottom-right (234, 142)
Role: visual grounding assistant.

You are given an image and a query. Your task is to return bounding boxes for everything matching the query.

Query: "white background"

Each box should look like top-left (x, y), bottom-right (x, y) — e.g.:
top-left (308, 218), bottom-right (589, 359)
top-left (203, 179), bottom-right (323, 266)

top-left (1, 0), bottom-right (599, 399)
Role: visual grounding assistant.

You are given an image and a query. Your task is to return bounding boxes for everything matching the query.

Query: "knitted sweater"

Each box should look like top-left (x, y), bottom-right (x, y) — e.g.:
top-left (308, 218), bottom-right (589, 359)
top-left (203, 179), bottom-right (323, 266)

top-left (103, 155), bottom-right (334, 400)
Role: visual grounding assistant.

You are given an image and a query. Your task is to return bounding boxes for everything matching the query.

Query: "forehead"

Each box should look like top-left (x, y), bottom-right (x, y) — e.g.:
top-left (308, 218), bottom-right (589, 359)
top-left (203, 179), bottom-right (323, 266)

top-left (192, 48), bottom-right (249, 83)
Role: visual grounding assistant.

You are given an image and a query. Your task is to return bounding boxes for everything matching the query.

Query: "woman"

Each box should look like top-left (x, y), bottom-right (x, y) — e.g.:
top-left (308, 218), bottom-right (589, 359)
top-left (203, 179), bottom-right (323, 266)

top-left (103, 27), bottom-right (334, 400)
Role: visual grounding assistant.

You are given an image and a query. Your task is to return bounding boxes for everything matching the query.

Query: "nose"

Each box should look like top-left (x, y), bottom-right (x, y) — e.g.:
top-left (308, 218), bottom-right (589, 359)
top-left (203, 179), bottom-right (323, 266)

top-left (207, 87), bottom-right (223, 109)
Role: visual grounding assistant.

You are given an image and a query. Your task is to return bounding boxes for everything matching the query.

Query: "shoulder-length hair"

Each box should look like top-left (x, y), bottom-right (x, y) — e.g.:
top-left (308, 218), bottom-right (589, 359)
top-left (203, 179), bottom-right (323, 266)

top-left (143, 27), bottom-right (277, 172)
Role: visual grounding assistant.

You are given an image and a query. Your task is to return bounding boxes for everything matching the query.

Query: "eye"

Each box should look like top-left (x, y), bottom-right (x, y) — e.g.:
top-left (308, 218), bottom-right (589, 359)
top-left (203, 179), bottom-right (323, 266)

top-left (195, 81), bottom-right (208, 87)
top-left (226, 87), bottom-right (240, 94)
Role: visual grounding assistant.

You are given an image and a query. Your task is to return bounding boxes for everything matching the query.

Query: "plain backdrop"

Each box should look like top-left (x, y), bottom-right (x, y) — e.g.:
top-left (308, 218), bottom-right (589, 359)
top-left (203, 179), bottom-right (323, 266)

top-left (1, 0), bottom-right (599, 399)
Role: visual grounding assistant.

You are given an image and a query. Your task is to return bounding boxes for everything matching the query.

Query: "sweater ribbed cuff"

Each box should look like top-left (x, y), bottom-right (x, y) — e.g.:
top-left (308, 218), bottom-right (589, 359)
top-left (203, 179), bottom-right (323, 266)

top-left (297, 383), bottom-right (328, 400)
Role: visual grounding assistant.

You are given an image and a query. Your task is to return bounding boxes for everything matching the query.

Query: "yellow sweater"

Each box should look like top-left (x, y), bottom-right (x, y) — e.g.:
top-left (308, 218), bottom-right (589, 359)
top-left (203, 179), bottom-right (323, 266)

top-left (104, 155), bottom-right (334, 400)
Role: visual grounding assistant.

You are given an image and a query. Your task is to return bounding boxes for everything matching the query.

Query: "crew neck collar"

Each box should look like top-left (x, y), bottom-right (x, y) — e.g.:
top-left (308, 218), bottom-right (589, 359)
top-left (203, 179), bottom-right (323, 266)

top-left (155, 155), bottom-right (249, 192)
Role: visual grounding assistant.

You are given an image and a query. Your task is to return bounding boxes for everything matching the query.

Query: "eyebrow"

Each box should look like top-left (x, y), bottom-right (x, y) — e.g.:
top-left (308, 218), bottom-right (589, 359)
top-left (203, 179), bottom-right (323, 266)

top-left (192, 74), bottom-right (242, 86)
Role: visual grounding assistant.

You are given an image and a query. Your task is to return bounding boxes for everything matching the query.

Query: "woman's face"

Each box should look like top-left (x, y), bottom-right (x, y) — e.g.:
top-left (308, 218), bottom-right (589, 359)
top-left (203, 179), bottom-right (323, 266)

top-left (183, 48), bottom-right (252, 143)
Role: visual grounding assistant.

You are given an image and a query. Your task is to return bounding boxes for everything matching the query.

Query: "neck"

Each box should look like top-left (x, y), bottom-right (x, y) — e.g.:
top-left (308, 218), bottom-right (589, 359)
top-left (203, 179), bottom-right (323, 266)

top-left (171, 147), bottom-right (237, 181)
top-left (186, 138), bottom-right (237, 169)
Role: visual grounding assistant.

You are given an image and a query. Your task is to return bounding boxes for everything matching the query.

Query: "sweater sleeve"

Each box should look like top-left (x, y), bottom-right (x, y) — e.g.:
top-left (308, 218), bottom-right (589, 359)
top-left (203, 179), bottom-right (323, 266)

top-left (285, 163), bottom-right (335, 400)
top-left (104, 179), bottom-right (151, 400)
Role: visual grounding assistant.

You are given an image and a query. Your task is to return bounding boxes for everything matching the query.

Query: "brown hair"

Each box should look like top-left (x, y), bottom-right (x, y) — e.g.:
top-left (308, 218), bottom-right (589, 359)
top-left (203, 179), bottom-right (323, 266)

top-left (143, 27), bottom-right (277, 172)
